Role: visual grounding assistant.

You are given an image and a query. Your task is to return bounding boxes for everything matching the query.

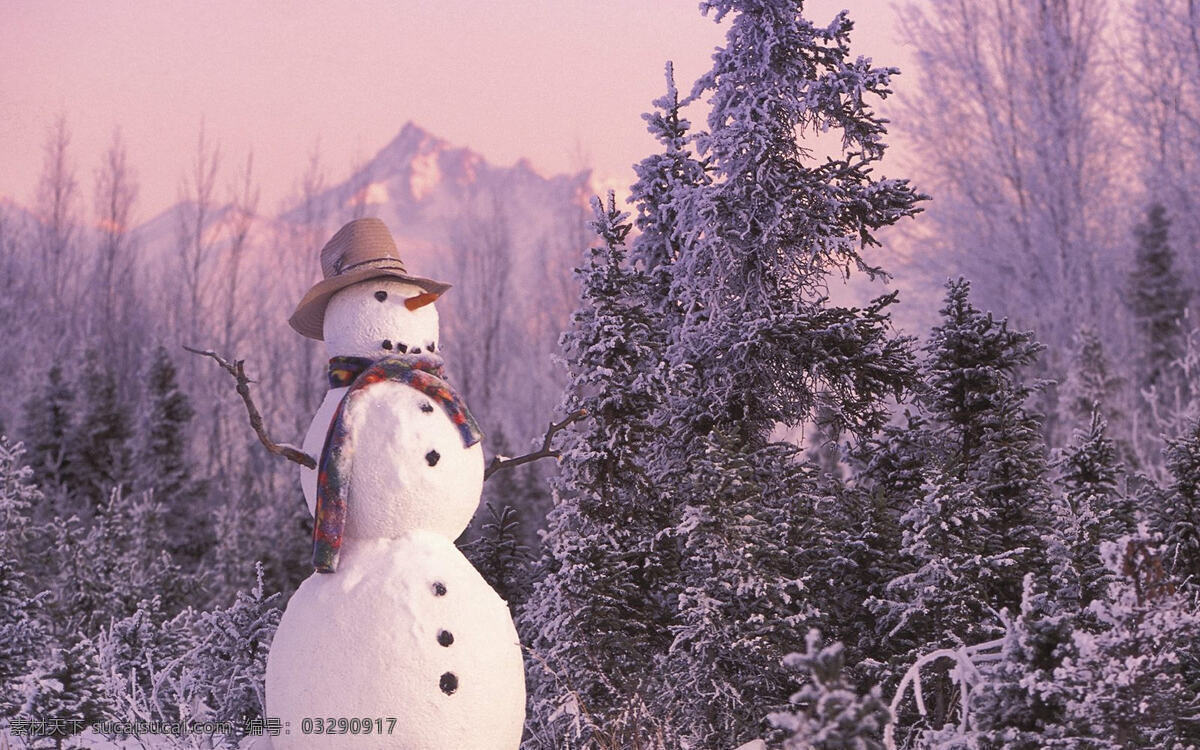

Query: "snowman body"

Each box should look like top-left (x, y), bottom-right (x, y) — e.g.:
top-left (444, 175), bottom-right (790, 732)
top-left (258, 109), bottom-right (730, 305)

top-left (265, 279), bottom-right (525, 750)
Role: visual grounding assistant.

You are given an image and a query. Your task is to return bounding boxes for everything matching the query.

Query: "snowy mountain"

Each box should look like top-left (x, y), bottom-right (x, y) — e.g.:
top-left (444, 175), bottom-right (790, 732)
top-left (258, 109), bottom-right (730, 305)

top-left (276, 121), bottom-right (591, 281)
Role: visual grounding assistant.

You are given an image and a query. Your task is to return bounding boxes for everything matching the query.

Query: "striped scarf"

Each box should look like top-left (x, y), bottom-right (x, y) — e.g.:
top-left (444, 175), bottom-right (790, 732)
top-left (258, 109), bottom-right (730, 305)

top-left (313, 354), bottom-right (482, 573)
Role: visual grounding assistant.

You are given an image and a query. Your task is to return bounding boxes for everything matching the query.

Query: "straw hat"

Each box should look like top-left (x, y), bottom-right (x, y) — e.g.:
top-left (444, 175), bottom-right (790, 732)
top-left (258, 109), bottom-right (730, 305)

top-left (289, 218), bottom-right (451, 340)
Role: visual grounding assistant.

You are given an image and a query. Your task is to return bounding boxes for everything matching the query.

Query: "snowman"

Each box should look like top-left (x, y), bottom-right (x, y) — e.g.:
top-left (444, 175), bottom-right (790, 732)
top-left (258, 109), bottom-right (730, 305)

top-left (264, 218), bottom-right (526, 749)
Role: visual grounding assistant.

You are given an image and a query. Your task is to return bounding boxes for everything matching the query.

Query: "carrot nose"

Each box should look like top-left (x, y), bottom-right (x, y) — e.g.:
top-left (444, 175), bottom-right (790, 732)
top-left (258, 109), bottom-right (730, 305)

top-left (405, 292), bottom-right (440, 311)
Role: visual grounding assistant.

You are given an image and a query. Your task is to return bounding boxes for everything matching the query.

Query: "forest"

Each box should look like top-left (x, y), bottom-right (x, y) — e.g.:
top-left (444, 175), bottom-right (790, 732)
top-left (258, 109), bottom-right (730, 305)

top-left (3, 0), bottom-right (1200, 748)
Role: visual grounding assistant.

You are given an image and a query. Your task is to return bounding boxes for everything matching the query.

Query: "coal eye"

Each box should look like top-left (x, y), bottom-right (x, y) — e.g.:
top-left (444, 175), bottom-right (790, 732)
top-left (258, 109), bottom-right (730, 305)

top-left (374, 291), bottom-right (388, 302)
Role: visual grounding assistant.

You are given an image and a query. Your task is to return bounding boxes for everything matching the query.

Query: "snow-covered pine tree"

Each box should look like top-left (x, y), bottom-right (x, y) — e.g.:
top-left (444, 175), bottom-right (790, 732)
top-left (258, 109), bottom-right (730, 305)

top-left (20, 365), bottom-right (76, 502)
top-left (654, 3), bottom-right (921, 744)
top-left (70, 355), bottom-right (131, 509)
top-left (191, 562), bottom-right (281, 741)
top-left (39, 488), bottom-right (189, 638)
top-left (20, 636), bottom-right (115, 747)
top-left (1157, 416), bottom-right (1200, 585)
top-left (768, 630), bottom-right (890, 750)
top-left (1051, 531), bottom-right (1200, 746)
top-left (135, 346), bottom-right (210, 566)
top-left (522, 194), bottom-right (674, 747)
top-left (94, 596), bottom-right (198, 724)
top-left (0, 437), bottom-right (41, 554)
top-left (1059, 327), bottom-right (1133, 467)
top-left (874, 280), bottom-right (1052, 736)
top-left (1128, 203), bottom-right (1192, 401)
top-left (463, 502), bottom-right (529, 611)
top-left (1047, 411), bottom-right (1133, 610)
top-left (0, 557), bottom-right (46, 720)
top-left (944, 576), bottom-right (1075, 749)
top-left (135, 346), bottom-right (194, 493)
top-left (669, 1), bottom-right (921, 446)
top-left (526, 3), bottom-right (922, 746)
top-left (0, 441), bottom-right (47, 720)
top-left (627, 61), bottom-right (706, 318)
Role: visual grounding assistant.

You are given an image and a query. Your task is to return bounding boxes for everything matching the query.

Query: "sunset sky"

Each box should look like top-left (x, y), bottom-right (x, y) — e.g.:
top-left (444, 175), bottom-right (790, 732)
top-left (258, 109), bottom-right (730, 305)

top-left (0, 1), bottom-right (910, 220)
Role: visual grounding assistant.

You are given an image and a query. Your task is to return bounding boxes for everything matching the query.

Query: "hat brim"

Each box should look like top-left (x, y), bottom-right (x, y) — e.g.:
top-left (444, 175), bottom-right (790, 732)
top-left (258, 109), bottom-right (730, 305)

top-left (289, 268), bottom-right (452, 340)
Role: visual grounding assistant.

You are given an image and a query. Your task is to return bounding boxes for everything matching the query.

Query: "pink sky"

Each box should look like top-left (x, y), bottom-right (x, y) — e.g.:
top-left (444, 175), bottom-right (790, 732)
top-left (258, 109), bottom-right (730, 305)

top-left (0, 1), bottom-right (911, 220)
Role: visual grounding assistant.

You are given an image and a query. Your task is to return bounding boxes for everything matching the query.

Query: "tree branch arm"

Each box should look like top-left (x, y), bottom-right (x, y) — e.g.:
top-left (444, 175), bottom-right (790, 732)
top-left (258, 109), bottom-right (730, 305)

top-left (484, 409), bottom-right (587, 481)
top-left (183, 345), bottom-right (317, 469)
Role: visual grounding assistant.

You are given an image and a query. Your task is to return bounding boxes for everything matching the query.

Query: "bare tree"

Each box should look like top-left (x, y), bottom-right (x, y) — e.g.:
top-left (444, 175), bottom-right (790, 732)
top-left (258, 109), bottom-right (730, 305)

top-left (445, 186), bottom-right (514, 414)
top-left (36, 114), bottom-right (82, 305)
top-left (898, 0), bottom-right (1118, 354)
top-left (222, 152), bottom-right (259, 356)
top-left (92, 128), bottom-right (140, 364)
top-left (1124, 0), bottom-right (1200, 304)
top-left (176, 122), bottom-right (222, 346)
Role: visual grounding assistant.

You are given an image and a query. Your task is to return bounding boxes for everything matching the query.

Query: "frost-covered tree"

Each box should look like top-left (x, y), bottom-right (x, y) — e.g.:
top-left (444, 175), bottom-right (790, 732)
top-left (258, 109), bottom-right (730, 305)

top-left (135, 347), bottom-right (194, 496)
top-left (526, 2), bottom-right (922, 746)
top-left (135, 346), bottom-right (210, 565)
top-left (1126, 1), bottom-right (1200, 302)
top-left (1048, 411), bottom-right (1133, 610)
top-left (1059, 328), bottom-right (1131, 466)
top-left (20, 365), bottom-right (76, 498)
top-left (20, 636), bottom-right (114, 746)
top-left (190, 563), bottom-right (280, 740)
top-left (899, 0), bottom-right (1117, 371)
top-left (874, 281), bottom-right (1052, 733)
top-left (1157, 417), bottom-right (1200, 585)
top-left (522, 195), bottom-right (674, 747)
top-left (1051, 532), bottom-right (1200, 746)
top-left (95, 596), bottom-right (198, 724)
top-left (1128, 203), bottom-right (1192, 401)
top-left (945, 577), bottom-right (1075, 749)
top-left (768, 630), bottom-right (890, 750)
top-left (71, 355), bottom-right (132, 508)
top-left (0, 557), bottom-right (46, 720)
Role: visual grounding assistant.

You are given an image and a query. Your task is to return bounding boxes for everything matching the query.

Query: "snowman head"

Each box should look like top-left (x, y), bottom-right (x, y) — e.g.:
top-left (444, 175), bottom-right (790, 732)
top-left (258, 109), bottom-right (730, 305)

top-left (323, 278), bottom-right (441, 359)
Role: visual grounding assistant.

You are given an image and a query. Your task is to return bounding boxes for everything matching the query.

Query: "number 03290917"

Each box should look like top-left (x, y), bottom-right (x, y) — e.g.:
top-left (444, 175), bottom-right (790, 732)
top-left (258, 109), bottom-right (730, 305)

top-left (300, 717), bottom-right (397, 734)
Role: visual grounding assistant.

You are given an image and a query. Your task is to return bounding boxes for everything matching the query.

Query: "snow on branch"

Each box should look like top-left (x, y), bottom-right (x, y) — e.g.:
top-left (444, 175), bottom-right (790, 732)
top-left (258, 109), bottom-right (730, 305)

top-left (183, 346), bottom-right (317, 469)
top-left (484, 409), bottom-right (587, 481)
top-left (883, 636), bottom-right (1005, 750)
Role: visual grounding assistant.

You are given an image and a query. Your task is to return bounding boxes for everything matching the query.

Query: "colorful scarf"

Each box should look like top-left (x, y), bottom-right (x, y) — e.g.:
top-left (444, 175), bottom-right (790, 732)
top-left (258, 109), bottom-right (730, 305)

top-left (313, 354), bottom-right (482, 573)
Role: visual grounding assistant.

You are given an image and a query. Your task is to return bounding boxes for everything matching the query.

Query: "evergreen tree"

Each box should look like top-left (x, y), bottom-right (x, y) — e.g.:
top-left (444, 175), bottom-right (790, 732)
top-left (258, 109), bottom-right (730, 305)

top-left (40, 489), bottom-right (189, 638)
top-left (135, 346), bottom-right (194, 497)
top-left (1048, 411), bottom-right (1133, 609)
top-left (20, 365), bottom-right (76, 499)
top-left (947, 577), bottom-right (1075, 749)
top-left (1050, 532), bottom-right (1200, 746)
top-left (0, 437), bottom-right (42, 553)
top-left (191, 563), bottom-right (280, 741)
top-left (874, 280), bottom-right (1052, 735)
top-left (94, 596), bottom-right (198, 722)
top-left (0, 557), bottom-right (46, 720)
top-left (1128, 203), bottom-right (1191, 399)
top-left (1060, 327), bottom-right (1132, 466)
top-left (768, 630), bottom-right (890, 750)
top-left (20, 636), bottom-right (114, 748)
top-left (135, 346), bottom-right (210, 565)
top-left (522, 195), bottom-right (674, 747)
top-left (1158, 416), bottom-right (1200, 584)
top-left (525, 3), bottom-right (923, 746)
top-left (70, 355), bottom-right (131, 508)
top-left (463, 502), bottom-right (530, 610)
top-left (627, 61), bottom-right (707, 316)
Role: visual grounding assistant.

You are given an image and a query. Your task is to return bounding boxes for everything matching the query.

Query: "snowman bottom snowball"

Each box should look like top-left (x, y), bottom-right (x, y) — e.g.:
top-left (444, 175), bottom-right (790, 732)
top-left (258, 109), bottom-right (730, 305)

top-left (266, 533), bottom-right (526, 750)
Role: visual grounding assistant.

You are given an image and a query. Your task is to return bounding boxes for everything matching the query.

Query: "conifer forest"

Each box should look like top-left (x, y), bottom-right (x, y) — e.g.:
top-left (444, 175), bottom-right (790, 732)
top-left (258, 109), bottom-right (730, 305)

top-left (4, 1), bottom-right (1200, 748)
